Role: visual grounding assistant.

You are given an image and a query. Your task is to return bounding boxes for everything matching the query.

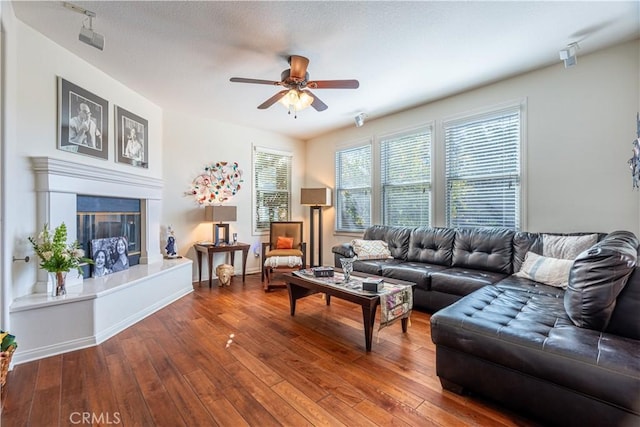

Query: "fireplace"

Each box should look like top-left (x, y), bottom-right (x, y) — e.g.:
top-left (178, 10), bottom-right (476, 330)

top-left (31, 156), bottom-right (164, 292)
top-left (77, 195), bottom-right (142, 278)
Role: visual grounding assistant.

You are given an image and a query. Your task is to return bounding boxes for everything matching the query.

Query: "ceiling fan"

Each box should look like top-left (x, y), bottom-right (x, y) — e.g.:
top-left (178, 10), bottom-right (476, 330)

top-left (230, 55), bottom-right (359, 117)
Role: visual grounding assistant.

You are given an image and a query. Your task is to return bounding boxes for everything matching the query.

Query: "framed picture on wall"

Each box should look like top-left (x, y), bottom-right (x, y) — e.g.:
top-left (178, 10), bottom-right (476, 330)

top-left (115, 105), bottom-right (148, 168)
top-left (57, 77), bottom-right (109, 159)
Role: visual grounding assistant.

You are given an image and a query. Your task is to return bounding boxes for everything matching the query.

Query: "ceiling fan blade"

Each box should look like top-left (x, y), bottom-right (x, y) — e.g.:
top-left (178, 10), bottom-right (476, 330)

top-left (307, 79), bottom-right (360, 89)
top-left (230, 77), bottom-right (281, 86)
top-left (304, 90), bottom-right (328, 111)
top-left (257, 90), bottom-right (288, 109)
top-left (289, 55), bottom-right (310, 80)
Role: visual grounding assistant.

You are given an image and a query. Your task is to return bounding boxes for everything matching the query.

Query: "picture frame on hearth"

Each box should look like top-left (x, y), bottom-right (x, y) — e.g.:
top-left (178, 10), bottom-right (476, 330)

top-left (57, 77), bottom-right (109, 160)
top-left (91, 236), bottom-right (130, 278)
top-left (115, 105), bottom-right (148, 168)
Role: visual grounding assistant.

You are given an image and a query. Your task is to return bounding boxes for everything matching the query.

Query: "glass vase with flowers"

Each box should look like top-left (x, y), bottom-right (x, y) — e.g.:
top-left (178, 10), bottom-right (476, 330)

top-left (28, 222), bottom-right (92, 296)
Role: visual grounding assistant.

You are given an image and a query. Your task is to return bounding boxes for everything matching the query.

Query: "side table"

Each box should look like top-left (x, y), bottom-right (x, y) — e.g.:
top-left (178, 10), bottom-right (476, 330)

top-left (194, 243), bottom-right (250, 288)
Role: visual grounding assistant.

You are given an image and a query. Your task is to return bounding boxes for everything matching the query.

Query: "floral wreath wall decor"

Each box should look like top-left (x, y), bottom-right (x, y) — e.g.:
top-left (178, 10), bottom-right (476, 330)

top-left (629, 113), bottom-right (640, 190)
top-left (188, 161), bottom-right (244, 204)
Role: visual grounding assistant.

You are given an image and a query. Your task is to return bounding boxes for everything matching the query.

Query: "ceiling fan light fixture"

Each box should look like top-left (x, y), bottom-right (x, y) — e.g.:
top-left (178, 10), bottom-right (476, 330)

top-left (279, 89), bottom-right (314, 117)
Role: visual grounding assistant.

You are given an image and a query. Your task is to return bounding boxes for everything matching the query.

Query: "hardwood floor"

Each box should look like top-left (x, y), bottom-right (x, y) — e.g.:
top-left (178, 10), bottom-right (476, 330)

top-left (1, 274), bottom-right (539, 426)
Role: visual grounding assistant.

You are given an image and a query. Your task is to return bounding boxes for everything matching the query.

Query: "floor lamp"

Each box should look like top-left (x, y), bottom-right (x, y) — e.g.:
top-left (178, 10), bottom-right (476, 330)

top-left (301, 188), bottom-right (332, 267)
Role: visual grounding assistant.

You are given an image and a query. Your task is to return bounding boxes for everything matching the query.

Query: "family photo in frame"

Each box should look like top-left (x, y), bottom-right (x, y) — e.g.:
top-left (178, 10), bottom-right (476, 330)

top-left (90, 236), bottom-right (130, 278)
top-left (57, 77), bottom-right (108, 160)
top-left (115, 105), bottom-right (148, 168)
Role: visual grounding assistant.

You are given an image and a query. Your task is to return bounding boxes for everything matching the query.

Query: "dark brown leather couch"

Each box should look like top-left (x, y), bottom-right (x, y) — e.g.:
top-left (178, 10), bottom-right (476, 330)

top-left (332, 226), bottom-right (639, 426)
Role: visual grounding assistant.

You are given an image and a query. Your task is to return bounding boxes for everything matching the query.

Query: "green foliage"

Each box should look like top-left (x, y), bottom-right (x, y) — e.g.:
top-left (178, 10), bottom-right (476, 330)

top-left (0, 330), bottom-right (17, 351)
top-left (28, 222), bottom-right (93, 274)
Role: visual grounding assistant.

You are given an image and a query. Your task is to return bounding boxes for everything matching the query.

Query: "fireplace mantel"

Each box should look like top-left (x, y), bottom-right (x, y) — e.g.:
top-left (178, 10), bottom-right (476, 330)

top-left (32, 156), bottom-right (163, 199)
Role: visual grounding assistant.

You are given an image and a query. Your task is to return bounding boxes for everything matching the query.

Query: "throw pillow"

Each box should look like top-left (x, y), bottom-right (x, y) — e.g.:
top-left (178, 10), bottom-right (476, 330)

top-left (351, 239), bottom-right (393, 260)
top-left (514, 251), bottom-right (574, 288)
top-left (276, 236), bottom-right (294, 250)
top-left (352, 239), bottom-right (393, 260)
top-left (542, 234), bottom-right (598, 260)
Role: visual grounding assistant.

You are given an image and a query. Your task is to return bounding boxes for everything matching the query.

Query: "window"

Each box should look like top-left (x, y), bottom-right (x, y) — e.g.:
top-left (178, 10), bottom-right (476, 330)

top-left (253, 147), bottom-right (292, 233)
top-left (444, 106), bottom-right (522, 229)
top-left (380, 129), bottom-right (432, 226)
top-left (335, 144), bottom-right (371, 232)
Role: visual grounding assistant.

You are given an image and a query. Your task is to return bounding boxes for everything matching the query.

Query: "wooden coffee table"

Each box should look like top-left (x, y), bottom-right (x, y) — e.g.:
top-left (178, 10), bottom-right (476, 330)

top-left (283, 271), bottom-right (414, 352)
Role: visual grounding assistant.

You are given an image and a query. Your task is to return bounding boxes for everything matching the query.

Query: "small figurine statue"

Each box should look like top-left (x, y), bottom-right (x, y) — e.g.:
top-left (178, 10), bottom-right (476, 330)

top-left (165, 226), bottom-right (178, 258)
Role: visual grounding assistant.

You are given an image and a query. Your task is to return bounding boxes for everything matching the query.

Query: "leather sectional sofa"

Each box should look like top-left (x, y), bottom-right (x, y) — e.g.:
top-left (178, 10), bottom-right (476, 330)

top-left (332, 225), bottom-right (639, 426)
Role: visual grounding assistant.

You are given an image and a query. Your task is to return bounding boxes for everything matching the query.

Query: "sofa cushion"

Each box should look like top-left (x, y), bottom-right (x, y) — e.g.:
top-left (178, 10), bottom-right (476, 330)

top-left (351, 239), bottom-right (393, 260)
top-left (363, 225), bottom-right (411, 260)
top-left (431, 286), bottom-right (640, 415)
top-left (607, 267), bottom-right (640, 340)
top-left (352, 258), bottom-right (403, 276)
top-left (543, 233), bottom-right (598, 260)
top-left (380, 261), bottom-right (449, 291)
top-left (495, 275), bottom-right (565, 299)
top-left (512, 232), bottom-right (540, 273)
top-left (407, 227), bottom-right (455, 266)
top-left (514, 251), bottom-right (573, 288)
top-left (564, 231), bottom-right (639, 330)
top-left (430, 267), bottom-right (507, 296)
top-left (451, 228), bottom-right (514, 274)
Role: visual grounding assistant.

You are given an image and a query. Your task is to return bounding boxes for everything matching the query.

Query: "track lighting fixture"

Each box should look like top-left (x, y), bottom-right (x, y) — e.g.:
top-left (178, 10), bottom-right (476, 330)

top-left (559, 42), bottom-right (579, 68)
top-left (355, 113), bottom-right (367, 127)
top-left (64, 2), bottom-right (105, 51)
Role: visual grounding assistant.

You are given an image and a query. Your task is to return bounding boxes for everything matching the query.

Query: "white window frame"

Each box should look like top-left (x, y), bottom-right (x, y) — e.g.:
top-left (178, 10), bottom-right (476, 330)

top-left (252, 145), bottom-right (292, 234)
top-left (443, 99), bottom-right (527, 230)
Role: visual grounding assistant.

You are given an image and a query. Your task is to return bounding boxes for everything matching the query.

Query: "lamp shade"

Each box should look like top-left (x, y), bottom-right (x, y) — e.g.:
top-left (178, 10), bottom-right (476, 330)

top-left (301, 188), bottom-right (332, 207)
top-left (205, 205), bottom-right (237, 222)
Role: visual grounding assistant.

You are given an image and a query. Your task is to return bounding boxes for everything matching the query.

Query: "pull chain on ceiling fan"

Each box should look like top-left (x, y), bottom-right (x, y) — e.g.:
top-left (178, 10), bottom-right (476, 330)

top-left (230, 55), bottom-right (359, 118)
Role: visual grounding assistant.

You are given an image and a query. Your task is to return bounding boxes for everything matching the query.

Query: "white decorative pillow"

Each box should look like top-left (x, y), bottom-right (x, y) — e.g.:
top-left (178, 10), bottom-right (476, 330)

top-left (514, 251), bottom-right (574, 288)
top-left (542, 234), bottom-right (597, 260)
top-left (352, 239), bottom-right (393, 260)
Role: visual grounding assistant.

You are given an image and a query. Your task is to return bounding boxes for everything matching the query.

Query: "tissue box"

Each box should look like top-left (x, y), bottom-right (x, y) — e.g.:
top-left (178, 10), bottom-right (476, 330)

top-left (362, 278), bottom-right (384, 292)
top-left (313, 266), bottom-right (334, 277)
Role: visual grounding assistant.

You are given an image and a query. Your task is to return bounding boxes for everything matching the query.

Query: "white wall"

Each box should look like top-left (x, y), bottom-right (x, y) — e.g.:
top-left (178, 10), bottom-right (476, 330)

top-left (162, 110), bottom-right (305, 281)
top-left (306, 39), bottom-right (640, 264)
top-left (0, 8), bottom-right (308, 334)
top-left (2, 15), bottom-right (163, 307)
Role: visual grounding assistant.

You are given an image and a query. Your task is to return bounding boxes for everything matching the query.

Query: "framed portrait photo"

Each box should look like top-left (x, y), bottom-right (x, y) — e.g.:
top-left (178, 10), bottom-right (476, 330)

top-left (57, 77), bottom-right (108, 160)
top-left (91, 236), bottom-right (130, 278)
top-left (115, 106), bottom-right (148, 168)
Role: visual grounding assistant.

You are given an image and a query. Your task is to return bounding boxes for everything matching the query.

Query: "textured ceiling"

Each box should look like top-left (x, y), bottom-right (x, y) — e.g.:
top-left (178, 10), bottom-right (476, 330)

top-left (11, 1), bottom-right (640, 140)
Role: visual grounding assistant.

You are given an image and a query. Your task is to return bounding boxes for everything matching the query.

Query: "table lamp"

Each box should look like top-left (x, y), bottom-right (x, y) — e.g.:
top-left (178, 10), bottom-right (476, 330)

top-left (205, 205), bottom-right (237, 246)
top-left (301, 188), bottom-right (332, 267)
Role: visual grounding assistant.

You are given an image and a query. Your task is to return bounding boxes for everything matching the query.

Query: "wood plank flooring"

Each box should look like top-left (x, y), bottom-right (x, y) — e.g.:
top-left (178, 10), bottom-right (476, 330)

top-left (1, 274), bottom-right (539, 426)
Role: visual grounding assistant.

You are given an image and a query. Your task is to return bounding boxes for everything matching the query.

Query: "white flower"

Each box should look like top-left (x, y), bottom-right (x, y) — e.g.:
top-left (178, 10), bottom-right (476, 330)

top-left (73, 248), bottom-right (85, 258)
top-left (42, 251), bottom-right (53, 261)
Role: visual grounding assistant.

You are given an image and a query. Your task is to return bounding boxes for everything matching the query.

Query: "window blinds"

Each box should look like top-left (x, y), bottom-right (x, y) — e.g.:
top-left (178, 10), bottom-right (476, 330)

top-left (254, 148), bottom-right (292, 231)
top-left (335, 144), bottom-right (371, 232)
top-left (445, 108), bottom-right (521, 229)
top-left (380, 130), bottom-right (432, 226)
